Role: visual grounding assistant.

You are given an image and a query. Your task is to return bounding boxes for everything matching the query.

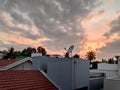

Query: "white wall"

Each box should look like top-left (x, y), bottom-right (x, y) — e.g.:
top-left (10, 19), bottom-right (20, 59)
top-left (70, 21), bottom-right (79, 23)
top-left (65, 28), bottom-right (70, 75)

top-left (74, 59), bottom-right (89, 89)
top-left (10, 61), bottom-right (32, 70)
top-left (32, 56), bottom-right (60, 71)
top-left (98, 63), bottom-right (117, 70)
top-left (90, 63), bottom-right (118, 78)
top-left (47, 59), bottom-right (72, 90)
top-left (31, 53), bottom-right (42, 57)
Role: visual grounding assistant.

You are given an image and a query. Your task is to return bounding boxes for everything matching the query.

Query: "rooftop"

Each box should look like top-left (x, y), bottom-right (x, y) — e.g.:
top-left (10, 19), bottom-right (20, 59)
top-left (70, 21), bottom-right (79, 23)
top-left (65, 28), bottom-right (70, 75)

top-left (0, 70), bottom-right (58, 90)
top-left (0, 59), bottom-right (19, 67)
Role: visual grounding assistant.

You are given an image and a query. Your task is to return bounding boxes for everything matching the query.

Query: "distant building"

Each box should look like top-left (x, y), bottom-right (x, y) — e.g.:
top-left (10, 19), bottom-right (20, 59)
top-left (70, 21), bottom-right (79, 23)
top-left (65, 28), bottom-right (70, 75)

top-left (90, 63), bottom-right (118, 78)
top-left (104, 59), bottom-right (120, 90)
top-left (31, 53), bottom-right (42, 57)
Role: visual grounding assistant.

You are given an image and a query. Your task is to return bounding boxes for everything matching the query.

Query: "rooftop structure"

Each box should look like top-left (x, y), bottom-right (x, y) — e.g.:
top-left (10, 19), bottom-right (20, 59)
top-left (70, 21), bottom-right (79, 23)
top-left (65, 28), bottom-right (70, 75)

top-left (90, 63), bottom-right (118, 78)
top-left (0, 59), bottom-right (19, 67)
top-left (32, 56), bottom-right (89, 90)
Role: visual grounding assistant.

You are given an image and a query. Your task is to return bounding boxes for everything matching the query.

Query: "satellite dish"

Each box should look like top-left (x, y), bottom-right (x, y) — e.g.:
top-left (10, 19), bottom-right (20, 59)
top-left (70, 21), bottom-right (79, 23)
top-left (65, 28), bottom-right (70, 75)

top-left (64, 45), bottom-right (74, 57)
top-left (67, 45), bottom-right (74, 53)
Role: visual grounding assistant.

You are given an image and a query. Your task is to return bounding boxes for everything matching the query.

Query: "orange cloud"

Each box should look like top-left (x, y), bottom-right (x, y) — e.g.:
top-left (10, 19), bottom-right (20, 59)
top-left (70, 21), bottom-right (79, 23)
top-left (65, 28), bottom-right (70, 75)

top-left (46, 48), bottom-right (65, 56)
top-left (76, 7), bottom-right (120, 59)
top-left (11, 35), bottom-right (66, 55)
top-left (116, 9), bottom-right (120, 14)
top-left (82, 19), bottom-right (110, 40)
top-left (80, 38), bottom-right (105, 56)
top-left (108, 0), bottom-right (114, 3)
top-left (11, 35), bottom-right (51, 48)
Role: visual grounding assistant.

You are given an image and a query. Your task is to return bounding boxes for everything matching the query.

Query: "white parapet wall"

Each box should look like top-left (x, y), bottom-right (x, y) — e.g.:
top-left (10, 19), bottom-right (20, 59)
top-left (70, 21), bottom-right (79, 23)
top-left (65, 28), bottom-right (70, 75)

top-left (90, 63), bottom-right (118, 78)
top-left (98, 63), bottom-right (117, 70)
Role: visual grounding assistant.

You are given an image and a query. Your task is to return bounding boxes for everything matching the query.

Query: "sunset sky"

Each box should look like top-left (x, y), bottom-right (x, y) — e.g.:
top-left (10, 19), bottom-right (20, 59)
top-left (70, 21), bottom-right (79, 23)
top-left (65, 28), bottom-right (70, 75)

top-left (0, 0), bottom-right (120, 60)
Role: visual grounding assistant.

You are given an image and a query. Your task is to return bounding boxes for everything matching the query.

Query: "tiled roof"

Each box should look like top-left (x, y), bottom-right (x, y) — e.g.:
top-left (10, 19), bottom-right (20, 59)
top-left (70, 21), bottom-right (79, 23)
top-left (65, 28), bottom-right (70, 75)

top-left (0, 60), bottom-right (19, 67)
top-left (0, 70), bottom-right (58, 90)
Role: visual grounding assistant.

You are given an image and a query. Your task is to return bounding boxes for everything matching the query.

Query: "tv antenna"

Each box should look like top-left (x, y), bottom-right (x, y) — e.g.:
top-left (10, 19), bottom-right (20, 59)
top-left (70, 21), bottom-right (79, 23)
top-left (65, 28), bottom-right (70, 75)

top-left (65, 45), bottom-right (74, 57)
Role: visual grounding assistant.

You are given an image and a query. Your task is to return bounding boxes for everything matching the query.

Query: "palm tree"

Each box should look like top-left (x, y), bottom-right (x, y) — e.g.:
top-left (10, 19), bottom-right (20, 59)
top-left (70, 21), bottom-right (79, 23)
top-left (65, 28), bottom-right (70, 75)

top-left (86, 50), bottom-right (96, 63)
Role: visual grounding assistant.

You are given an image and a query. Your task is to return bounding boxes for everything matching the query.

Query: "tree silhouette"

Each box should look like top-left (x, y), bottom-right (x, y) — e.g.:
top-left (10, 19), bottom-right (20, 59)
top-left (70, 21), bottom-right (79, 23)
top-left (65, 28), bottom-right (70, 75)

top-left (108, 58), bottom-right (114, 64)
top-left (65, 52), bottom-right (70, 58)
top-left (3, 47), bottom-right (16, 59)
top-left (21, 49), bottom-right (27, 56)
top-left (37, 46), bottom-right (46, 56)
top-left (115, 55), bottom-right (120, 60)
top-left (21, 47), bottom-right (36, 56)
top-left (73, 54), bottom-right (80, 58)
top-left (86, 50), bottom-right (96, 63)
top-left (115, 55), bottom-right (120, 64)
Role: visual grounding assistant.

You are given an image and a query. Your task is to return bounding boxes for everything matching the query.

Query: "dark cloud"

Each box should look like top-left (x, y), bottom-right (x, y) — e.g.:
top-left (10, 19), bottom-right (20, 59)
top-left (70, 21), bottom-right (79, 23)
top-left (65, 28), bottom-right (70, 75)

top-left (10, 27), bottom-right (41, 40)
top-left (10, 11), bottom-right (31, 25)
top-left (97, 39), bottom-right (120, 59)
top-left (98, 15), bottom-right (120, 59)
top-left (0, 0), bottom-right (99, 52)
top-left (104, 15), bottom-right (120, 38)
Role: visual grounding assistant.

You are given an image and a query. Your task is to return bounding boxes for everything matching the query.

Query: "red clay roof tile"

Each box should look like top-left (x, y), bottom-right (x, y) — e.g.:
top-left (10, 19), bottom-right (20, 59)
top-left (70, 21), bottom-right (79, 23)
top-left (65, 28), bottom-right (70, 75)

top-left (0, 59), bottom-right (19, 67)
top-left (0, 70), bottom-right (58, 90)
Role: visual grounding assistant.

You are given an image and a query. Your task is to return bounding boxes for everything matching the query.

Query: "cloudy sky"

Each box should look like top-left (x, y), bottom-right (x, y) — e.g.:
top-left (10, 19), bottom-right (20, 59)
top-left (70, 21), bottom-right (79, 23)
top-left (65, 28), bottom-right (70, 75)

top-left (0, 0), bottom-right (120, 60)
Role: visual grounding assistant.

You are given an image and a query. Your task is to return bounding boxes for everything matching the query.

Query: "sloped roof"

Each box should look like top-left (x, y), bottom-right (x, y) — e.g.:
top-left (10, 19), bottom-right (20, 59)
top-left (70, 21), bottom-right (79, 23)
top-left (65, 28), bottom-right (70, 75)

top-left (0, 59), bottom-right (19, 67)
top-left (0, 57), bottom-right (32, 70)
top-left (0, 70), bottom-right (58, 90)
